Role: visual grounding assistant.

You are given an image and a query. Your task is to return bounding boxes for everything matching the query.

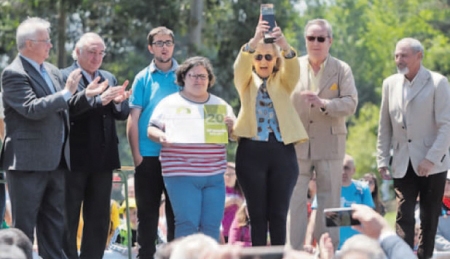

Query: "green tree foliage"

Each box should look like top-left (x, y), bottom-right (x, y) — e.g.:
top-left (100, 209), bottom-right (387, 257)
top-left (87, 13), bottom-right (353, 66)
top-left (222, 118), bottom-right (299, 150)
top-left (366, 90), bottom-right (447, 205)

top-left (346, 102), bottom-right (379, 179)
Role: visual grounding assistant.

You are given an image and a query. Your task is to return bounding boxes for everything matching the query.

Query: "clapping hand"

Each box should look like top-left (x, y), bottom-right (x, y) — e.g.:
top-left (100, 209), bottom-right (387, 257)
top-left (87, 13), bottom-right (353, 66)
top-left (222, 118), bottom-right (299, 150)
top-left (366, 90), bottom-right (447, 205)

top-left (112, 80), bottom-right (131, 104)
top-left (85, 77), bottom-right (108, 98)
top-left (65, 68), bottom-right (83, 94)
top-left (100, 80), bottom-right (130, 106)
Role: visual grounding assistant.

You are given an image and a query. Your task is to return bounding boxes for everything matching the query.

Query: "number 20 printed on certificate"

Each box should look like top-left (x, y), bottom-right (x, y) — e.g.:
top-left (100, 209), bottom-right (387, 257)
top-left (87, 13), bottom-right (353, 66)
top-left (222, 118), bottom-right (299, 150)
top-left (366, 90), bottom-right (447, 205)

top-left (164, 104), bottom-right (229, 144)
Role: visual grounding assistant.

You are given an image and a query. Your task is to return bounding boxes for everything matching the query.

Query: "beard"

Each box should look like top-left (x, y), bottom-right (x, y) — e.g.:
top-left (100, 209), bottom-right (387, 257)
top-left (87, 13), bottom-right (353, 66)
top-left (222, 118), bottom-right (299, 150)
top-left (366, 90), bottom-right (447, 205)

top-left (155, 56), bottom-right (172, 64)
top-left (397, 66), bottom-right (409, 75)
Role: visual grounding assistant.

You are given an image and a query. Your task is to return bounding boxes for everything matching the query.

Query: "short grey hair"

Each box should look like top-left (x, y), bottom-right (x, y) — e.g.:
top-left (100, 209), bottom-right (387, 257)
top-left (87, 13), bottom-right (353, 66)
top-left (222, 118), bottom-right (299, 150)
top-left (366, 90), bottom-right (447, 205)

top-left (338, 234), bottom-right (386, 259)
top-left (304, 19), bottom-right (333, 38)
top-left (397, 37), bottom-right (424, 58)
top-left (16, 17), bottom-right (51, 51)
top-left (71, 32), bottom-right (105, 60)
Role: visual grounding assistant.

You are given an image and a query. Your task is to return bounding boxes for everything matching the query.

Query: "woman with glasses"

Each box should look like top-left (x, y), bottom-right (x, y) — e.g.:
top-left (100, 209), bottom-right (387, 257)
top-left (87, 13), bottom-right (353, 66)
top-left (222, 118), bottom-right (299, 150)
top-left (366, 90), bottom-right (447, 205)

top-left (147, 56), bottom-right (235, 241)
top-left (232, 18), bottom-right (308, 246)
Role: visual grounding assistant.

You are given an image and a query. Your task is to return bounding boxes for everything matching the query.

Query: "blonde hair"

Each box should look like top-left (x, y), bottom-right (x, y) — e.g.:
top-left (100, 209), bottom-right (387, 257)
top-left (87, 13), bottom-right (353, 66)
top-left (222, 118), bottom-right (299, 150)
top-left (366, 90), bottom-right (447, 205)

top-left (236, 202), bottom-right (250, 228)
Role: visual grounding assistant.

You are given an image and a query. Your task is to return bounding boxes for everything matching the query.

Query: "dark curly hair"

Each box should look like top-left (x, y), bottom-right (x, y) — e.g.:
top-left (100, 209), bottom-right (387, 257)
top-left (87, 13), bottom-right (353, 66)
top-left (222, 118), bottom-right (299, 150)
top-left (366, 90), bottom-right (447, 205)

top-left (175, 56), bottom-right (216, 88)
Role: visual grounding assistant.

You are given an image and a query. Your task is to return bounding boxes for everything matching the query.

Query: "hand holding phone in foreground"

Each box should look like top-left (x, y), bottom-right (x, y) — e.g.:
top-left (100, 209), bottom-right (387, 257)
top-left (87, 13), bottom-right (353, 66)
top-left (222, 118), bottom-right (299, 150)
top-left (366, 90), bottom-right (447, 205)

top-left (324, 208), bottom-right (360, 227)
top-left (350, 203), bottom-right (394, 239)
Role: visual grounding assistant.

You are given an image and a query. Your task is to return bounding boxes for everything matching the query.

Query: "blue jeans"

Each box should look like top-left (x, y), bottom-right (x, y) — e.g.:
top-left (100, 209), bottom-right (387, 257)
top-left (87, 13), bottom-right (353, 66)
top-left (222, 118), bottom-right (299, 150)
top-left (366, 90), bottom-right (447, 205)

top-left (164, 174), bottom-right (225, 241)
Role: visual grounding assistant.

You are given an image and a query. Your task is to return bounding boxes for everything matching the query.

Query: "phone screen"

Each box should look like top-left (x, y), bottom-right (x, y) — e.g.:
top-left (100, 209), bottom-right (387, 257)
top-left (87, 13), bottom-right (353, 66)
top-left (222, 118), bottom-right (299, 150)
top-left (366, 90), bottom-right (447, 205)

top-left (261, 4), bottom-right (276, 43)
top-left (324, 208), bottom-right (360, 227)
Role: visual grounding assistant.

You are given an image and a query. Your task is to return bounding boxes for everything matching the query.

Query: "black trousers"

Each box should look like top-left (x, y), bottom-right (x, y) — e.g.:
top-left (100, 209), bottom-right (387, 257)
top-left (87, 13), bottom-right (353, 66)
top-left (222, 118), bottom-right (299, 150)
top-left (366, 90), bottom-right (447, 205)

top-left (64, 170), bottom-right (112, 259)
top-left (394, 161), bottom-right (446, 259)
top-left (235, 135), bottom-right (298, 246)
top-left (135, 157), bottom-right (174, 259)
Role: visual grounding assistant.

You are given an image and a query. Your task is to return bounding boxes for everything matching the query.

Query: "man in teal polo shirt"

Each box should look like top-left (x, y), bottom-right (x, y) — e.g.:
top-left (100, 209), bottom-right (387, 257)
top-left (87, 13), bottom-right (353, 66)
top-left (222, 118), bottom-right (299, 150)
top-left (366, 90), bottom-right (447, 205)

top-left (126, 26), bottom-right (178, 259)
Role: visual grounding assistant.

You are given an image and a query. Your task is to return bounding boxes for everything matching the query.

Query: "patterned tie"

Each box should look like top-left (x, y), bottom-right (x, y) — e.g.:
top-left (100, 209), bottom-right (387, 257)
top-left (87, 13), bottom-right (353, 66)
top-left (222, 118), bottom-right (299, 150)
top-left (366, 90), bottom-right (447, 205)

top-left (40, 65), bottom-right (55, 93)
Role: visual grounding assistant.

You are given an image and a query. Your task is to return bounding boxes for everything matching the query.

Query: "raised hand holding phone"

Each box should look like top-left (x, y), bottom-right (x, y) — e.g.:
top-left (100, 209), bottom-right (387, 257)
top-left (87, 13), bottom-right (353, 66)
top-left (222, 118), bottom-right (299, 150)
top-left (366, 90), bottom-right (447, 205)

top-left (261, 3), bottom-right (276, 43)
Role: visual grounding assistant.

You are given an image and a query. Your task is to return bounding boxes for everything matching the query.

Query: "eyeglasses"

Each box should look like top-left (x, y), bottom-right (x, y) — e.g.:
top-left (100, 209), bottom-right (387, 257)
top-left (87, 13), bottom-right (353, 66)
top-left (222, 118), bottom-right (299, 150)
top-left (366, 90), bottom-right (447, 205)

top-left (187, 73), bottom-right (208, 81)
top-left (29, 39), bottom-right (51, 44)
top-left (254, 54), bottom-right (273, 61)
top-left (306, 36), bottom-right (328, 43)
top-left (152, 40), bottom-right (174, 47)
top-left (86, 50), bottom-right (106, 58)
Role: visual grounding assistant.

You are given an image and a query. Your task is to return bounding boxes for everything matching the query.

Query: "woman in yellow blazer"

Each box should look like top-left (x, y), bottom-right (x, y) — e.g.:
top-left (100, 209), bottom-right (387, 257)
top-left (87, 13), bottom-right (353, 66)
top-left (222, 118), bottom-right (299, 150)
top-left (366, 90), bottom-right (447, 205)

top-left (233, 18), bottom-right (308, 246)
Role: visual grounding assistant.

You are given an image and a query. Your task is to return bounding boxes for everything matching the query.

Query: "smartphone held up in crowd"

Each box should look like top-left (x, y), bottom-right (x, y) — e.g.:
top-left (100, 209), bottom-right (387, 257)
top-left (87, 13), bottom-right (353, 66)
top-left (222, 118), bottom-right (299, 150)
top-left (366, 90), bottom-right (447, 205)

top-left (324, 207), bottom-right (361, 227)
top-left (261, 3), bottom-right (276, 43)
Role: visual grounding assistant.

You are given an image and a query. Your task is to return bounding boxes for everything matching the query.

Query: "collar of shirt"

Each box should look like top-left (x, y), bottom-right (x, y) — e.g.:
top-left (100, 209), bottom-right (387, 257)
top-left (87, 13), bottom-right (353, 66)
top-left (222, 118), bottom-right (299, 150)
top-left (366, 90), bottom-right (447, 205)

top-left (149, 58), bottom-right (179, 74)
top-left (308, 56), bottom-right (329, 91)
top-left (20, 54), bottom-right (42, 74)
top-left (75, 61), bottom-right (99, 83)
top-left (307, 55), bottom-right (329, 73)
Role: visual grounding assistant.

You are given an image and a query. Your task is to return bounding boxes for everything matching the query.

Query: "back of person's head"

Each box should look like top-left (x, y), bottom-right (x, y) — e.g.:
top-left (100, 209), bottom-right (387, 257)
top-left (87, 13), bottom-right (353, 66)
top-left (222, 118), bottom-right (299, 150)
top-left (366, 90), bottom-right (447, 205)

top-left (338, 234), bottom-right (386, 259)
top-left (169, 233), bottom-right (219, 259)
top-left (155, 238), bottom-right (183, 259)
top-left (0, 228), bottom-right (33, 259)
top-left (0, 244), bottom-right (26, 259)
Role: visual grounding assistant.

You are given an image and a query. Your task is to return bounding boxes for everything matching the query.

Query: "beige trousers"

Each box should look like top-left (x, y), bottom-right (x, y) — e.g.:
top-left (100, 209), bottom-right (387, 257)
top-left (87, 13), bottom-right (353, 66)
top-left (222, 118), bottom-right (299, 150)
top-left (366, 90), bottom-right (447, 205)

top-left (287, 159), bottom-right (342, 250)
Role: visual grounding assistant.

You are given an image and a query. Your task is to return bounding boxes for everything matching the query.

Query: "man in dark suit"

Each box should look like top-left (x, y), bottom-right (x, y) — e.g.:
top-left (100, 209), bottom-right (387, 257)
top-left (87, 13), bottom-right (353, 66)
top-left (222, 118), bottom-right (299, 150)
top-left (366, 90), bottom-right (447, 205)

top-left (61, 32), bottom-right (130, 259)
top-left (0, 17), bottom-right (82, 259)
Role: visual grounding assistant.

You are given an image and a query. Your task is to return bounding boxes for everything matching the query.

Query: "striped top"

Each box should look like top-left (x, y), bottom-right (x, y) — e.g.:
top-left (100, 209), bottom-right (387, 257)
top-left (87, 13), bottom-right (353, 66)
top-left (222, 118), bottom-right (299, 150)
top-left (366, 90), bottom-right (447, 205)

top-left (160, 143), bottom-right (227, 177)
top-left (150, 92), bottom-right (235, 177)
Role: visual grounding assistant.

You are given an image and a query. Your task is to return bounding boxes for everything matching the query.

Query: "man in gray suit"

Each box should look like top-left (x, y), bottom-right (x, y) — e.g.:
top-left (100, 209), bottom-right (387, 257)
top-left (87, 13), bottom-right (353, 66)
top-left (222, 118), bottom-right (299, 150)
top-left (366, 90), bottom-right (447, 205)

top-left (289, 18), bottom-right (358, 250)
top-left (377, 38), bottom-right (450, 259)
top-left (0, 17), bottom-right (102, 259)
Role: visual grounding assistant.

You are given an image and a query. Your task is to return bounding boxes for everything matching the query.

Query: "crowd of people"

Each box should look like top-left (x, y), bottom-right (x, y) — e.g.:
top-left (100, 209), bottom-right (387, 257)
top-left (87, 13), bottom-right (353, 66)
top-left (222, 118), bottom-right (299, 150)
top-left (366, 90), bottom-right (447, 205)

top-left (0, 13), bottom-right (450, 259)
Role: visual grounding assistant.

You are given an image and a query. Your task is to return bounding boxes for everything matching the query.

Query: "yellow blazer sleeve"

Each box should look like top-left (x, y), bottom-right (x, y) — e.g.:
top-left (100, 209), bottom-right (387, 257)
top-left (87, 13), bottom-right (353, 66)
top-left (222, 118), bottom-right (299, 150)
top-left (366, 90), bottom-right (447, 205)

top-left (233, 46), bottom-right (254, 96)
top-left (278, 48), bottom-right (300, 93)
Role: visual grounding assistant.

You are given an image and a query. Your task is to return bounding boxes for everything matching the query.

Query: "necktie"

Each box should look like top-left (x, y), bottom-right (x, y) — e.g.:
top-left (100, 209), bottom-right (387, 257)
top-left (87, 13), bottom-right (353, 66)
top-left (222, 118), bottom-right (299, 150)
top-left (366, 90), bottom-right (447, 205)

top-left (41, 65), bottom-right (65, 143)
top-left (40, 65), bottom-right (55, 93)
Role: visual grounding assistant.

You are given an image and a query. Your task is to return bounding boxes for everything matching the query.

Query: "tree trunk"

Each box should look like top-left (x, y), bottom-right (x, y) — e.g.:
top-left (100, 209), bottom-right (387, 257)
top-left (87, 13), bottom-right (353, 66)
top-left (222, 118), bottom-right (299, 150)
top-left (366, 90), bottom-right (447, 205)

top-left (188, 0), bottom-right (203, 55)
top-left (57, 0), bottom-right (67, 68)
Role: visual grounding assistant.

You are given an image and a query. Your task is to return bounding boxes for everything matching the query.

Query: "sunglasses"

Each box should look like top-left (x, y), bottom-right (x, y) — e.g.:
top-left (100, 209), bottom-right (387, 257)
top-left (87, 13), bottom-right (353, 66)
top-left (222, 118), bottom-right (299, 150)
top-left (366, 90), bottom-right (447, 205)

top-left (306, 36), bottom-right (328, 43)
top-left (254, 54), bottom-right (274, 61)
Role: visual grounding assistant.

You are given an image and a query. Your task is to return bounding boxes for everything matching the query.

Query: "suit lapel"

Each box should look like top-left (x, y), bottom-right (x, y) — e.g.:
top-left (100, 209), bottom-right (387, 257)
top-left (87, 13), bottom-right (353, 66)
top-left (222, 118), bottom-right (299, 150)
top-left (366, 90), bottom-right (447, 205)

top-left (21, 57), bottom-right (53, 96)
top-left (299, 57), bottom-right (309, 91)
top-left (44, 63), bottom-right (60, 92)
top-left (405, 67), bottom-right (429, 108)
top-left (392, 77), bottom-right (404, 126)
top-left (318, 58), bottom-right (338, 95)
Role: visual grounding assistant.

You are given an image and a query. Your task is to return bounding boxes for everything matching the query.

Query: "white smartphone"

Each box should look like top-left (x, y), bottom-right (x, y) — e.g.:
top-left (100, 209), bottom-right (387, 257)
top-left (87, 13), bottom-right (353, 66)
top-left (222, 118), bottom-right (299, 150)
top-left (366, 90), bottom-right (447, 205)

top-left (324, 207), bottom-right (360, 227)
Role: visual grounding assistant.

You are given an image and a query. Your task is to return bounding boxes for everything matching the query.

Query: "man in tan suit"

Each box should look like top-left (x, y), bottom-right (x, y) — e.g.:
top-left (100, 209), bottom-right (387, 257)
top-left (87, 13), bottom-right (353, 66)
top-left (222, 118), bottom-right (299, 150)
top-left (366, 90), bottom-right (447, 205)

top-left (289, 18), bottom-right (358, 250)
top-left (377, 38), bottom-right (450, 259)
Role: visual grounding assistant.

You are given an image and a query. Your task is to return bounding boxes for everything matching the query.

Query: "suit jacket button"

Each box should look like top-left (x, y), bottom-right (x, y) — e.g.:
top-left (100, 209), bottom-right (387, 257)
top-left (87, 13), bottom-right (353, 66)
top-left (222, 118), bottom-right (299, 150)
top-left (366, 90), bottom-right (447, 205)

top-left (408, 139), bottom-right (411, 142)
top-left (310, 120), bottom-right (313, 123)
